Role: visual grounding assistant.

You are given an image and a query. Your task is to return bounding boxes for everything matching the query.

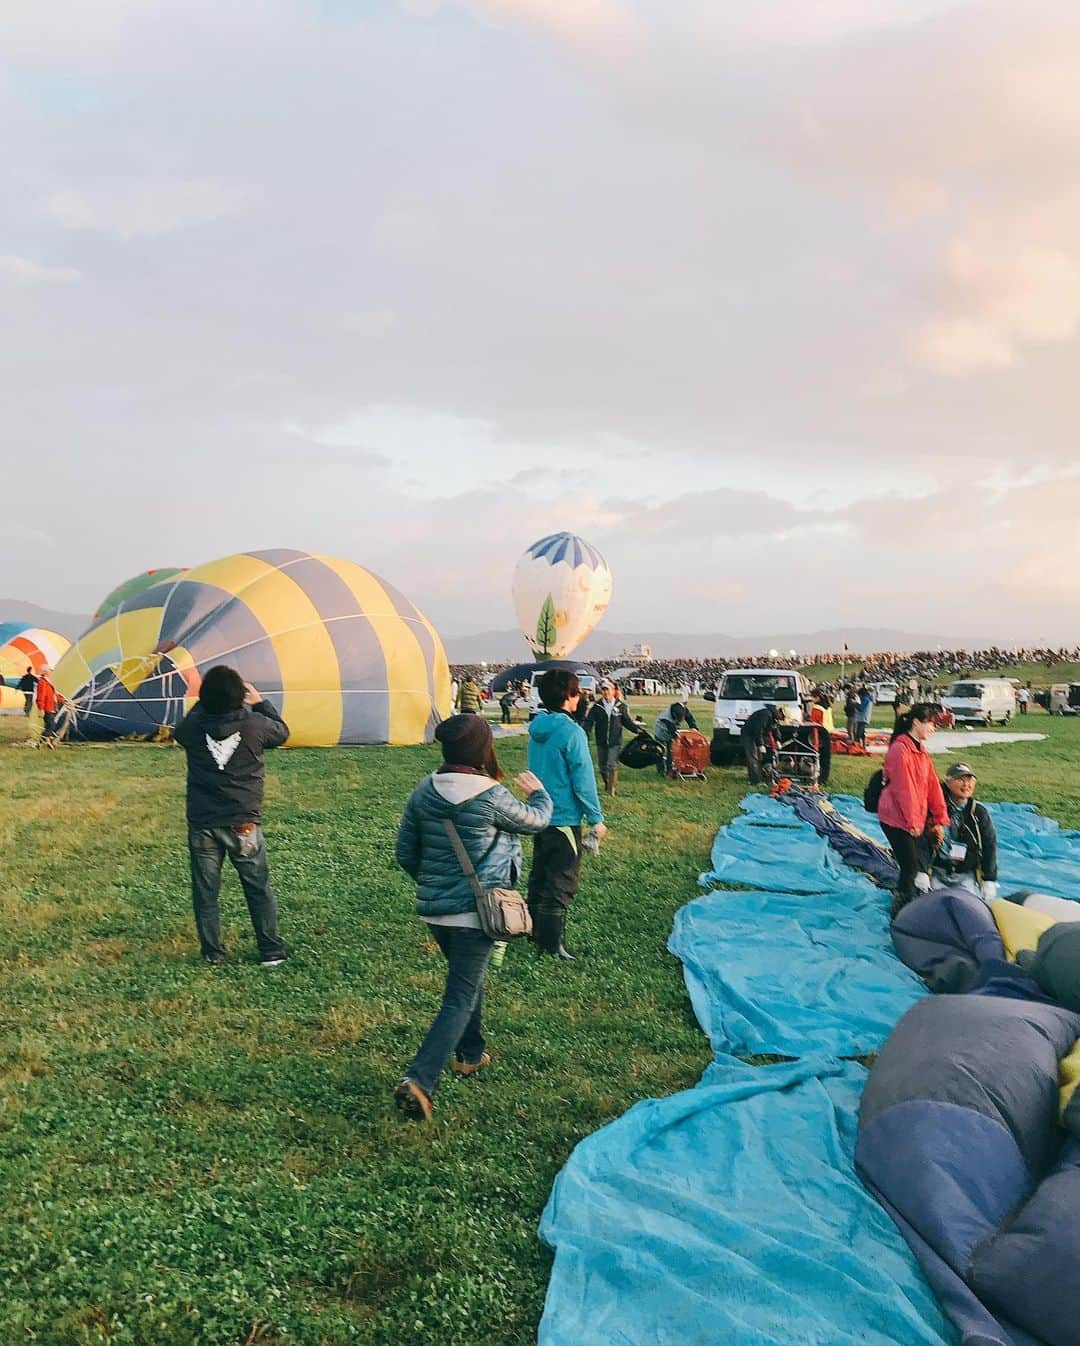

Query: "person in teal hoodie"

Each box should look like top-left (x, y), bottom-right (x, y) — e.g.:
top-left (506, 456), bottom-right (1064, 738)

top-left (527, 669), bottom-right (606, 959)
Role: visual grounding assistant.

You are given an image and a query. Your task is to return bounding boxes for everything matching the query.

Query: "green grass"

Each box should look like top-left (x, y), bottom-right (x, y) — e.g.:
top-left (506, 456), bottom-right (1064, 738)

top-left (798, 659), bottom-right (1080, 688)
top-left (3, 701), bottom-right (1079, 1345)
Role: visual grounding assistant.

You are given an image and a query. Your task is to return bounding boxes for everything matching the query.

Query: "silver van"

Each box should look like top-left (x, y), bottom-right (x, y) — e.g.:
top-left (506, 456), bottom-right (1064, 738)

top-left (941, 678), bottom-right (1016, 726)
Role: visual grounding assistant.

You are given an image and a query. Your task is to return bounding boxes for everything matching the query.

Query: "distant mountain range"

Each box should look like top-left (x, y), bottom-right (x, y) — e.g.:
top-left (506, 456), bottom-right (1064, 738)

top-left (441, 627), bottom-right (1000, 663)
top-left (0, 601), bottom-right (1001, 663)
top-left (0, 599), bottom-right (91, 640)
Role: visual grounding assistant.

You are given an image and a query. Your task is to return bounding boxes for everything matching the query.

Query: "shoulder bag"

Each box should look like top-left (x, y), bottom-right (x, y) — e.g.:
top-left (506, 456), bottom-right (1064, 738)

top-left (441, 818), bottom-right (533, 941)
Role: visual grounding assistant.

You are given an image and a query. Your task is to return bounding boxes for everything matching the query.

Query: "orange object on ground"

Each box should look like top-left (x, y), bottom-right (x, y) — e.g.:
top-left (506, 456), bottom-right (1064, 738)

top-left (670, 729), bottom-right (710, 779)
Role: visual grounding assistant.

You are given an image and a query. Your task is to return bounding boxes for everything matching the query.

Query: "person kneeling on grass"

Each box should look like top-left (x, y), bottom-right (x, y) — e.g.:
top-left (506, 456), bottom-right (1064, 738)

top-left (393, 714), bottom-right (552, 1122)
top-left (173, 665), bottom-right (290, 968)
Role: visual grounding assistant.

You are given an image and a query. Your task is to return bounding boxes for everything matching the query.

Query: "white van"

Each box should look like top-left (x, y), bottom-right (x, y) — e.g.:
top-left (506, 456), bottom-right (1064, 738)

top-left (1049, 684), bottom-right (1080, 716)
top-left (710, 668), bottom-right (810, 764)
top-left (941, 679), bottom-right (1016, 726)
top-left (528, 668), bottom-right (598, 717)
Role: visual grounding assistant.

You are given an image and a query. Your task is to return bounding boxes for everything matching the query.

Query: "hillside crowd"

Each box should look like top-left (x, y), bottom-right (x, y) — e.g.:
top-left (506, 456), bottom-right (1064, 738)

top-left (451, 646), bottom-right (1080, 697)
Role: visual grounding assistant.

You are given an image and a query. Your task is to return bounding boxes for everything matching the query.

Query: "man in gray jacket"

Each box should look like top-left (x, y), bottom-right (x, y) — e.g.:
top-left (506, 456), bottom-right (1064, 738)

top-left (173, 665), bottom-right (289, 967)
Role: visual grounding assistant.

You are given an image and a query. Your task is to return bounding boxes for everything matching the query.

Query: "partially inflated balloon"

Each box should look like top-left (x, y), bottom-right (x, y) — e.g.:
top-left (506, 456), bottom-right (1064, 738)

top-left (53, 549), bottom-right (451, 746)
top-left (0, 623), bottom-right (71, 682)
top-left (512, 532), bottom-right (612, 659)
top-left (95, 568), bottom-right (187, 621)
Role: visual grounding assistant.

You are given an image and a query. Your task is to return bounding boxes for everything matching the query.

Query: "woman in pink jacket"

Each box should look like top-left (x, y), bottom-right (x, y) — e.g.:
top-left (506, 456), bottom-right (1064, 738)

top-left (878, 704), bottom-right (947, 916)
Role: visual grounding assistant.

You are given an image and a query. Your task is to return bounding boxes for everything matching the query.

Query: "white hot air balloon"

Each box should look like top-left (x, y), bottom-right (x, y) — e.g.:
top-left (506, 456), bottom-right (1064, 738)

top-left (512, 532), bottom-right (613, 659)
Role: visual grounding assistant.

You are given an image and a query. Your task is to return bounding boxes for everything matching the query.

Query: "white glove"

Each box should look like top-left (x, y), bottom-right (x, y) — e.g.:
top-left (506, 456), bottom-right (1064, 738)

top-left (913, 871), bottom-right (931, 894)
top-left (980, 881), bottom-right (999, 902)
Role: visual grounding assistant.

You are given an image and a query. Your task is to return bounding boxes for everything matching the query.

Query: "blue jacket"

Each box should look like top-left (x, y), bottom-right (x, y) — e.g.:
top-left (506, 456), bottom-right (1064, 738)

top-left (395, 771), bottom-right (552, 917)
top-left (527, 710), bottom-right (604, 827)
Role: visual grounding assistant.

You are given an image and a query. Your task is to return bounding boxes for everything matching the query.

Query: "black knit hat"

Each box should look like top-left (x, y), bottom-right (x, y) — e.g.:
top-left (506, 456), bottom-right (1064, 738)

top-left (434, 714), bottom-right (494, 767)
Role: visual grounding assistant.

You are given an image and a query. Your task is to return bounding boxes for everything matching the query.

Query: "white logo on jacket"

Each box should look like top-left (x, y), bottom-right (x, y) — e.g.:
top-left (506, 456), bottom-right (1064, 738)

top-left (206, 731), bottom-right (241, 771)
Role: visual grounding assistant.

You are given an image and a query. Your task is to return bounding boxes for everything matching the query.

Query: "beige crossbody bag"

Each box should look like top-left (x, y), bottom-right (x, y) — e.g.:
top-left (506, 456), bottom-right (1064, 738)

top-left (441, 818), bottom-right (533, 941)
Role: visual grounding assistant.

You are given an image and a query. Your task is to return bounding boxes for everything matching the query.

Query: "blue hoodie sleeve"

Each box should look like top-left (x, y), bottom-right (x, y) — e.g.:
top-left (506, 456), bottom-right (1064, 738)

top-left (566, 723), bottom-right (604, 826)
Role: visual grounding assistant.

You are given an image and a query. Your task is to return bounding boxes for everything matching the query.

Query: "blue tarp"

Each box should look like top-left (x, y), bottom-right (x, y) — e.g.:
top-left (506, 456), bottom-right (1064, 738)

top-left (540, 1059), bottom-right (955, 1346)
top-left (669, 884), bottom-right (926, 1059)
top-left (686, 792), bottom-right (926, 1057)
top-left (539, 796), bottom-right (953, 1346)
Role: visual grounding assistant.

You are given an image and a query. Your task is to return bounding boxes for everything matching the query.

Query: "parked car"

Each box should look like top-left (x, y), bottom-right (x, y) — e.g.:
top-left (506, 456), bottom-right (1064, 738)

top-left (528, 668), bottom-right (597, 716)
top-left (710, 667), bottom-right (811, 765)
top-left (941, 678), bottom-right (1016, 727)
top-left (1048, 683), bottom-right (1080, 716)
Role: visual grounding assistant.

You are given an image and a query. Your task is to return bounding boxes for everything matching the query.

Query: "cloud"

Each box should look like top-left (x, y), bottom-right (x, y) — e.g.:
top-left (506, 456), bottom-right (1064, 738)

top-left (597, 488), bottom-right (845, 543)
top-left (45, 180), bottom-right (251, 239)
top-left (0, 255), bottom-right (81, 284)
top-left (6, 0), bottom-right (1080, 642)
top-left (911, 239), bottom-right (1080, 375)
top-left (413, 0), bottom-right (644, 66)
top-left (473, 0), bottom-right (643, 58)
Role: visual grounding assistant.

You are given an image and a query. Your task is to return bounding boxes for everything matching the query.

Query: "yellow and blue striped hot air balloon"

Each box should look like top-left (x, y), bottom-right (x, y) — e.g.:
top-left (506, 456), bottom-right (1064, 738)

top-left (53, 550), bottom-right (451, 746)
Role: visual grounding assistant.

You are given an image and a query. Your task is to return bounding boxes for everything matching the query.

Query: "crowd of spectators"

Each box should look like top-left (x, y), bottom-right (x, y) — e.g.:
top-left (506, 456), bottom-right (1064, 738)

top-left (451, 646), bottom-right (1080, 699)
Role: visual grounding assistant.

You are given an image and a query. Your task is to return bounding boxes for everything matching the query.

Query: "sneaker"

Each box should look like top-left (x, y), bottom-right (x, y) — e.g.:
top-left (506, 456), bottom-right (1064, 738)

top-left (259, 950), bottom-right (288, 968)
top-left (452, 1051), bottom-right (492, 1077)
top-left (205, 952), bottom-right (227, 967)
top-left (394, 1077), bottom-right (433, 1121)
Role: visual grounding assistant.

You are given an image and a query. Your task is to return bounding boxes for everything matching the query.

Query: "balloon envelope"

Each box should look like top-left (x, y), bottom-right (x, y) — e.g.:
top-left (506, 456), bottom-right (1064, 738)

top-left (95, 568), bottom-right (187, 621)
top-left (0, 624), bottom-right (71, 683)
top-left (512, 532), bottom-right (612, 659)
top-left (54, 549), bottom-right (451, 746)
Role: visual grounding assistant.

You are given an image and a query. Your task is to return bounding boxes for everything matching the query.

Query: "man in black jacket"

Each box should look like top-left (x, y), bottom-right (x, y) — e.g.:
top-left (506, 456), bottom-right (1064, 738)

top-left (741, 704), bottom-right (784, 784)
top-left (173, 665), bottom-right (290, 966)
top-left (585, 678), bottom-right (643, 794)
top-left (17, 666), bottom-right (37, 715)
top-left (929, 762), bottom-right (999, 901)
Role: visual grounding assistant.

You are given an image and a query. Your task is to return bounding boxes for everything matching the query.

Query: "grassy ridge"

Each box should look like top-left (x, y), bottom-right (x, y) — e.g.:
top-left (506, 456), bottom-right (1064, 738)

top-left (2, 704), bottom-right (1077, 1345)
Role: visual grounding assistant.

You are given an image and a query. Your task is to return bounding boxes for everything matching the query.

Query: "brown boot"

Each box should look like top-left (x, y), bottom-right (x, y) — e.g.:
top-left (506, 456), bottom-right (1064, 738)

top-left (602, 770), bottom-right (613, 795)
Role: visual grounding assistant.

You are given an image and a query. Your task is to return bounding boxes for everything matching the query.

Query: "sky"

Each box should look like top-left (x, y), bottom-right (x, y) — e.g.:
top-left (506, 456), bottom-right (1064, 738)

top-left (3, 0), bottom-right (1080, 642)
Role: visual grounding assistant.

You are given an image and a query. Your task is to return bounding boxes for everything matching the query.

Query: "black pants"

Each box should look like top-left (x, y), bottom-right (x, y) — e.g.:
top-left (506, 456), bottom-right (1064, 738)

top-left (527, 826), bottom-right (582, 913)
top-left (744, 737), bottom-right (770, 784)
top-left (881, 824), bottom-right (927, 901)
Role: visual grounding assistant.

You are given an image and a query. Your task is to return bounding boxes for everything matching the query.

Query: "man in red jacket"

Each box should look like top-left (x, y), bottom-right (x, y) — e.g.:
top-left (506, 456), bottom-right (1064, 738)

top-left (35, 667), bottom-right (63, 749)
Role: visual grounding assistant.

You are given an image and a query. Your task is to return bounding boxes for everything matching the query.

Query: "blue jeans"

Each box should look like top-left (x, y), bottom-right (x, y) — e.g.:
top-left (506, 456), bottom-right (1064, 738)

top-left (188, 826), bottom-right (286, 960)
top-left (405, 925), bottom-right (494, 1097)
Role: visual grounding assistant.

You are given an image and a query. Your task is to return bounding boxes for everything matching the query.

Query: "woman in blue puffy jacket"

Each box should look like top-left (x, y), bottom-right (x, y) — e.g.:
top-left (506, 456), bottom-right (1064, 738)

top-left (393, 714), bottom-right (552, 1121)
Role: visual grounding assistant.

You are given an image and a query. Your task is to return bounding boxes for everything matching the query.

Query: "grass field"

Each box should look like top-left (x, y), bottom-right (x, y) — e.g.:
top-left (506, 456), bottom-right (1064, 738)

top-left (3, 698), bottom-right (1079, 1345)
